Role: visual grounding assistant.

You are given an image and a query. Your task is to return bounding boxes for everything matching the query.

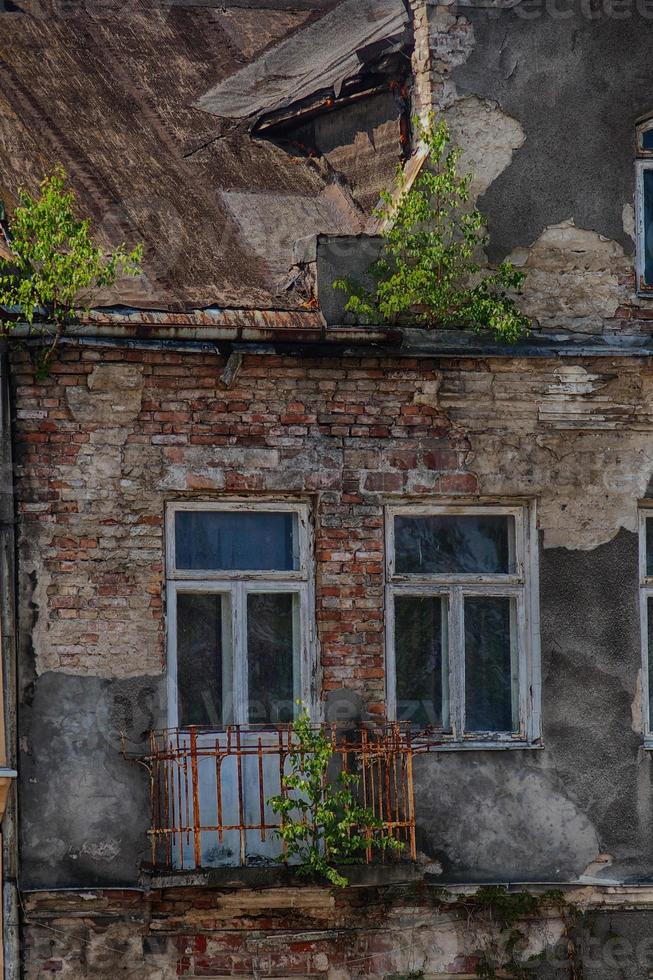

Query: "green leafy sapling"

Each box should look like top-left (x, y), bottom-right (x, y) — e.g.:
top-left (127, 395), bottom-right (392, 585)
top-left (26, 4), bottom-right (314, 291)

top-left (268, 706), bottom-right (403, 888)
top-left (334, 116), bottom-right (529, 342)
top-left (0, 167), bottom-right (142, 373)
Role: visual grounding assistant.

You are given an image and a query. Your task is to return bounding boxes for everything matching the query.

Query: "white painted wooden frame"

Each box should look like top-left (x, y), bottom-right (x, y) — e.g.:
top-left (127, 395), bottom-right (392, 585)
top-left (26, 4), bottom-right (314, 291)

top-left (636, 115), bottom-right (653, 158)
top-left (166, 499), bottom-right (310, 581)
top-left (166, 500), bottom-right (316, 729)
top-left (385, 502), bottom-right (541, 750)
top-left (635, 156), bottom-right (653, 297)
top-left (638, 507), bottom-right (653, 742)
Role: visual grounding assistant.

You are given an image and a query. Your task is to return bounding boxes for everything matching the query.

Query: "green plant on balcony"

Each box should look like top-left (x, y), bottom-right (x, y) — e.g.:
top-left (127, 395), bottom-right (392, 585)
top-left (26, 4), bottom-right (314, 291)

top-left (0, 167), bottom-right (142, 375)
top-left (268, 707), bottom-right (403, 888)
top-left (334, 115), bottom-right (529, 342)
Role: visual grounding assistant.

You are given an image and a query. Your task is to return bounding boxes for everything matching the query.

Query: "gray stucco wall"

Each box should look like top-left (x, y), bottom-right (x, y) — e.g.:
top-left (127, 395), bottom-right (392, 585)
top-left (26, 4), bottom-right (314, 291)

top-left (451, 6), bottom-right (653, 263)
top-left (18, 526), bottom-right (653, 888)
top-left (19, 673), bottom-right (164, 889)
top-left (415, 529), bottom-right (652, 884)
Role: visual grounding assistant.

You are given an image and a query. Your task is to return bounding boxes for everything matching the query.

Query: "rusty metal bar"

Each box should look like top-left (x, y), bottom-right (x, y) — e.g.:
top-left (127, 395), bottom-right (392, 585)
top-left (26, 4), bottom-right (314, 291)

top-left (236, 727), bottom-right (246, 866)
top-left (258, 737), bottom-right (265, 843)
top-left (141, 723), bottom-right (417, 871)
top-left (215, 743), bottom-right (224, 845)
top-left (406, 750), bottom-right (416, 861)
top-left (190, 729), bottom-right (202, 869)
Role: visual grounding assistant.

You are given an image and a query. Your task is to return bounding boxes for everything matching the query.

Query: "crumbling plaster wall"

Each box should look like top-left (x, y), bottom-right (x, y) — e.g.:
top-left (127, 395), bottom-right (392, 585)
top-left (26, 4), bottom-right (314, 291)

top-left (12, 347), bottom-right (653, 888)
top-left (22, 885), bottom-right (653, 979)
top-left (417, 2), bottom-right (653, 334)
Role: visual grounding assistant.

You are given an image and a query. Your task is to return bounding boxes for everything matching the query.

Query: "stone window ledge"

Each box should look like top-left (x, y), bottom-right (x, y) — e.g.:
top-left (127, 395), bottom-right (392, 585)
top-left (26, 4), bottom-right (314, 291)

top-left (140, 862), bottom-right (423, 891)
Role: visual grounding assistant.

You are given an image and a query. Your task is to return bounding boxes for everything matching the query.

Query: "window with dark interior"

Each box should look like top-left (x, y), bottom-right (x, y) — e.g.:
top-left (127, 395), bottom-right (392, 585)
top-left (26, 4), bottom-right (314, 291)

top-left (166, 502), bottom-right (313, 728)
top-left (638, 507), bottom-right (653, 744)
top-left (386, 504), bottom-right (540, 746)
top-left (636, 116), bottom-right (653, 293)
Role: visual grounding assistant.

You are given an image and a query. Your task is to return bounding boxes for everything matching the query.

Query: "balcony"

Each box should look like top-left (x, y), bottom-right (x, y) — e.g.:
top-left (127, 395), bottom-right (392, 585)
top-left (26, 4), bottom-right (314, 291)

top-left (132, 724), bottom-right (417, 873)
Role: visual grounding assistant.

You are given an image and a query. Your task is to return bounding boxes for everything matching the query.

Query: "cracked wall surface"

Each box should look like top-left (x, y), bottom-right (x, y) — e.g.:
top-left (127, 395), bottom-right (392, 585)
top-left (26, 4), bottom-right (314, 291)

top-left (424, 4), bottom-right (653, 334)
top-left (24, 883), bottom-right (653, 978)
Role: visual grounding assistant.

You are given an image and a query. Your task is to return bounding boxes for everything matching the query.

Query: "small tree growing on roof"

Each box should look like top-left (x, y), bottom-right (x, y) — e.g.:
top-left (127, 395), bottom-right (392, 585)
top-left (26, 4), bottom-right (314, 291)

top-left (0, 166), bottom-right (142, 375)
top-left (334, 115), bottom-right (529, 342)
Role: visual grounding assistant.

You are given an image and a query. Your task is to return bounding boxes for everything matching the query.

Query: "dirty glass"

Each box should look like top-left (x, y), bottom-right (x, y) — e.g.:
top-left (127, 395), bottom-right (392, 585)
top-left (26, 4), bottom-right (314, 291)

top-left (394, 514), bottom-right (514, 575)
top-left (645, 170), bottom-right (653, 287)
top-left (175, 510), bottom-right (299, 572)
top-left (247, 593), bottom-right (298, 724)
top-left (648, 598), bottom-right (653, 727)
top-left (464, 596), bottom-right (518, 733)
top-left (177, 592), bottom-right (231, 727)
top-left (394, 595), bottom-right (449, 729)
top-left (642, 128), bottom-right (653, 151)
top-left (646, 518), bottom-right (653, 576)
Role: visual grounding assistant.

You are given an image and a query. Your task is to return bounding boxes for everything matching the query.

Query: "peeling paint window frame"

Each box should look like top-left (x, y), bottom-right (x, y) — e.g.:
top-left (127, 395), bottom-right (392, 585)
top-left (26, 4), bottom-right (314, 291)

top-left (385, 502), bottom-right (541, 750)
top-left (638, 507), bottom-right (653, 741)
top-left (165, 500), bottom-right (317, 729)
top-left (635, 117), bottom-right (653, 295)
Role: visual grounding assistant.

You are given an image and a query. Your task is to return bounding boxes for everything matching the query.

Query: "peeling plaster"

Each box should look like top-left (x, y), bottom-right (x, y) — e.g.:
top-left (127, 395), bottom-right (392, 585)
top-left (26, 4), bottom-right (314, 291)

top-left (415, 760), bottom-right (601, 881)
top-left (475, 431), bottom-right (653, 550)
top-left (66, 364), bottom-right (143, 426)
top-left (445, 96), bottom-right (525, 202)
top-left (507, 219), bottom-right (630, 333)
top-left (623, 202), bottom-right (636, 245)
top-left (632, 669), bottom-right (645, 735)
top-left (439, 359), bottom-right (653, 549)
top-left (24, 363), bottom-right (163, 679)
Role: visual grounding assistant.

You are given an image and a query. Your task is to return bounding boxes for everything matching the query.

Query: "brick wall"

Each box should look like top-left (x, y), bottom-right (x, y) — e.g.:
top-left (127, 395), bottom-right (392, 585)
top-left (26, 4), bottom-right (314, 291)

top-left (12, 345), bottom-right (472, 708)
top-left (18, 884), bottom-right (558, 979)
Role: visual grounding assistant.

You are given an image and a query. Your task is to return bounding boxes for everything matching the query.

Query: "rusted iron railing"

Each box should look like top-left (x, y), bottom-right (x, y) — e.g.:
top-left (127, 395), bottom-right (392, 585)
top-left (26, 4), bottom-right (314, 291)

top-left (130, 724), bottom-right (417, 872)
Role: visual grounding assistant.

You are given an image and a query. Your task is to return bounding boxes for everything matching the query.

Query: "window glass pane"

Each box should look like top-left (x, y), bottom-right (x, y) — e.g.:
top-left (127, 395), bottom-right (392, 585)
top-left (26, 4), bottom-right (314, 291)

top-left (646, 518), bottom-right (653, 576)
top-left (648, 597), bottom-right (653, 727)
top-left (642, 128), bottom-right (653, 150)
top-left (394, 595), bottom-right (449, 729)
top-left (395, 515), bottom-right (514, 575)
top-left (177, 593), bottom-right (232, 727)
top-left (247, 593), bottom-right (298, 724)
top-left (464, 596), bottom-right (518, 733)
top-left (175, 510), bottom-right (299, 572)
top-left (645, 170), bottom-right (653, 286)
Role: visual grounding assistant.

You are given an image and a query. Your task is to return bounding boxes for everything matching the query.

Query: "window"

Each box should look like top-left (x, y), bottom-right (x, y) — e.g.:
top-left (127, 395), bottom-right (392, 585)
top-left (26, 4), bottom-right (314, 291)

top-left (166, 501), bottom-right (314, 728)
top-left (636, 116), bottom-right (653, 294)
top-left (639, 508), bottom-right (653, 742)
top-left (385, 504), bottom-right (540, 747)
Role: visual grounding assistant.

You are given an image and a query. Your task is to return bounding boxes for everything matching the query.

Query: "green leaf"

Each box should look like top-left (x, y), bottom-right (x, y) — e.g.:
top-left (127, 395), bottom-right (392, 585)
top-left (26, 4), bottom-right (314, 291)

top-left (267, 704), bottom-right (404, 887)
top-left (333, 115), bottom-right (530, 342)
top-left (0, 166), bottom-right (143, 373)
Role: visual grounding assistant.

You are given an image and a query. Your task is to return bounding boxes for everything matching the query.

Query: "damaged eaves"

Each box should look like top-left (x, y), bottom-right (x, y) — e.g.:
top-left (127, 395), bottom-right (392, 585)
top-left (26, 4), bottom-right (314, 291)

top-left (195, 0), bottom-right (411, 124)
top-left (0, 0), bottom-right (412, 316)
top-left (18, 314), bottom-right (653, 363)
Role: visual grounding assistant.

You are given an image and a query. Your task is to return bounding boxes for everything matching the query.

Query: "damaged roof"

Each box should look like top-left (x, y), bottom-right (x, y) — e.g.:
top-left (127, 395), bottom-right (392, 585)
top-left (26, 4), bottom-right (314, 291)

top-left (196, 0), bottom-right (410, 122)
top-left (0, 0), bottom-right (411, 315)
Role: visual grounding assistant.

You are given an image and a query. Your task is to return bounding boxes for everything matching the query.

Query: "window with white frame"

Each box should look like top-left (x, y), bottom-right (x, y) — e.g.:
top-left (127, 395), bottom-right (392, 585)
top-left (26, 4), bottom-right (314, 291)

top-left (636, 115), bottom-right (653, 294)
top-left (639, 508), bottom-right (653, 740)
top-left (166, 502), bottom-right (314, 729)
top-left (385, 504), bottom-right (540, 745)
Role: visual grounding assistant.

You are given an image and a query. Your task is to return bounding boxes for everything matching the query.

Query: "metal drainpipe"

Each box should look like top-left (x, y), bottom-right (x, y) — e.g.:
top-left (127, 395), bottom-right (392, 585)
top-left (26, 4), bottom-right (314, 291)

top-left (0, 341), bottom-right (20, 980)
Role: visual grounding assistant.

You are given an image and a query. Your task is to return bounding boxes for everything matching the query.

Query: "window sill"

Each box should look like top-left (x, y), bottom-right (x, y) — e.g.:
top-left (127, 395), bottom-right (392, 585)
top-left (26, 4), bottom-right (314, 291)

top-left (140, 862), bottom-right (422, 891)
top-left (414, 738), bottom-right (544, 752)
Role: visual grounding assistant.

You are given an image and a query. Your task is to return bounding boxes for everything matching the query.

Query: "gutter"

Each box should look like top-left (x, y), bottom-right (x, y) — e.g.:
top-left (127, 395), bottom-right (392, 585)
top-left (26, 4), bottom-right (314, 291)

top-left (10, 313), bottom-right (653, 359)
top-left (0, 343), bottom-right (19, 980)
top-left (13, 326), bottom-right (653, 362)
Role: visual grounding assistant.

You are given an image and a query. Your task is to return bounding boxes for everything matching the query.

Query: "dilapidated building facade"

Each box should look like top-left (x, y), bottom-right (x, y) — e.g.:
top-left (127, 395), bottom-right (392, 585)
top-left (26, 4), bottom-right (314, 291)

top-left (3, 0), bottom-right (653, 977)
